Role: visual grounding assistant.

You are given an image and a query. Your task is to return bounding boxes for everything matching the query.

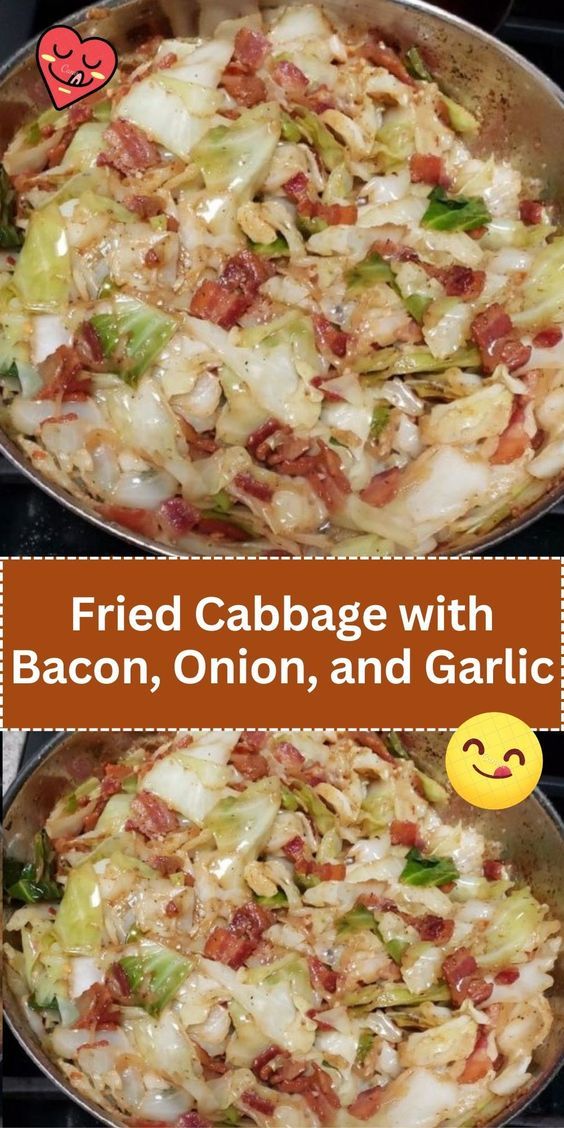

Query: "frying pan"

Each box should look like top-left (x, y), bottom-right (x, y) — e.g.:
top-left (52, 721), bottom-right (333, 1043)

top-left (0, 0), bottom-right (563, 556)
top-left (3, 729), bottom-right (564, 1127)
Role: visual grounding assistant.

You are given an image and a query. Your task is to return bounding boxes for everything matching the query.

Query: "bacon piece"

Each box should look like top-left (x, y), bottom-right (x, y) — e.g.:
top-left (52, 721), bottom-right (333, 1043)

top-left (303, 1063), bottom-right (341, 1121)
top-left (360, 466), bottom-right (402, 508)
top-left (221, 249), bottom-right (274, 295)
top-left (471, 303), bottom-right (531, 374)
top-left (283, 836), bottom-right (345, 882)
top-left (483, 859), bottom-right (503, 881)
top-left (315, 861), bottom-right (346, 881)
top-left (195, 1044), bottom-right (227, 1076)
top-left (74, 322), bottom-right (105, 370)
top-left (459, 1029), bottom-right (492, 1084)
top-left (98, 504), bottom-right (158, 539)
top-left (233, 471), bottom-right (274, 502)
top-left (283, 171), bottom-right (310, 203)
top-left (157, 497), bottom-right (200, 541)
top-left (313, 313), bottom-right (347, 356)
top-left (355, 731), bottom-right (396, 763)
top-left (125, 194), bottom-right (164, 219)
top-left (360, 36), bottom-right (415, 86)
top-left (37, 345), bottom-right (90, 401)
top-left (282, 173), bottom-right (356, 227)
top-left (247, 417), bottom-right (283, 458)
top-left (189, 279), bottom-right (249, 330)
top-left (276, 438), bottom-right (351, 512)
top-left (150, 854), bottom-right (183, 875)
top-left (390, 820), bottom-right (420, 848)
top-left (412, 914), bottom-right (455, 944)
top-left (305, 85), bottom-right (336, 113)
top-left (283, 835), bottom-right (305, 862)
top-left (177, 418), bottom-right (218, 457)
top-left (371, 238), bottom-right (419, 263)
top-left (191, 251), bottom-right (273, 329)
top-left (272, 60), bottom-right (309, 95)
top-left (97, 120), bottom-right (160, 176)
top-left (231, 750), bottom-right (269, 780)
top-left (426, 263), bottom-right (486, 301)
top-left (197, 515), bottom-right (249, 541)
top-left (273, 740), bottom-right (306, 773)
top-left (309, 956), bottom-right (338, 995)
top-left (238, 730), bottom-right (268, 752)
top-left (533, 326), bottom-right (563, 349)
top-left (75, 983), bottom-right (120, 1030)
top-left (233, 27), bottom-right (270, 71)
top-left (266, 433), bottom-right (312, 467)
top-left (321, 202), bottom-right (358, 225)
top-left (241, 1091), bottom-right (275, 1116)
top-left (125, 790), bottom-right (179, 838)
top-left (253, 1044), bottom-right (285, 1080)
top-left (348, 1086), bottom-right (386, 1121)
top-left (519, 199), bottom-right (543, 225)
top-left (68, 101), bottom-right (95, 127)
top-left (204, 901), bottom-right (273, 969)
top-left (490, 402), bottom-right (530, 465)
top-left (247, 419), bottom-right (350, 512)
top-left (222, 72), bottom-right (266, 107)
top-left (260, 1055), bottom-right (339, 1123)
top-left (443, 948), bottom-right (493, 1007)
top-left (176, 1114), bottom-right (213, 1128)
top-left (105, 962), bottom-right (131, 1003)
top-left (144, 246), bottom-right (160, 268)
top-left (165, 899), bottom-right (179, 916)
top-left (409, 153), bottom-right (450, 187)
top-left (495, 967), bottom-right (520, 985)
top-left (203, 928), bottom-right (257, 969)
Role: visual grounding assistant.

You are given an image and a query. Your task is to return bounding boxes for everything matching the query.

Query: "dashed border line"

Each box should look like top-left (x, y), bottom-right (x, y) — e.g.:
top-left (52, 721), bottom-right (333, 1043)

top-left (3, 727), bottom-right (564, 733)
top-left (1, 555), bottom-right (563, 562)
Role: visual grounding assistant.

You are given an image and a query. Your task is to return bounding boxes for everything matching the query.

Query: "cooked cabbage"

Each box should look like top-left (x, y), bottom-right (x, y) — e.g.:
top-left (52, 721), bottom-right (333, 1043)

top-left (4, 729), bottom-right (559, 1128)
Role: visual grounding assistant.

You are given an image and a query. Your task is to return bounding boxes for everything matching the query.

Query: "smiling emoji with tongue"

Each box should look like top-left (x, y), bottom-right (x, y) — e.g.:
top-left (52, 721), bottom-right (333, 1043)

top-left (446, 712), bottom-right (543, 810)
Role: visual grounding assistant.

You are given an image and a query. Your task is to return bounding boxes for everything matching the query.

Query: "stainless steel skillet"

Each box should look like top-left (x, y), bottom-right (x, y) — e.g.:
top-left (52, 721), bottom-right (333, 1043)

top-left (3, 729), bottom-right (563, 1126)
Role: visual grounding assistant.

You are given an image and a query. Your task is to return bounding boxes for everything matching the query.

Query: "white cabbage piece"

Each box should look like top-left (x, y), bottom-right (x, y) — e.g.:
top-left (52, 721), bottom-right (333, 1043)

top-left (186, 315), bottom-right (322, 432)
top-left (204, 776), bottom-right (281, 870)
top-left (477, 887), bottom-right (555, 969)
top-left (513, 237), bottom-right (564, 329)
top-left (142, 747), bottom-right (232, 825)
top-left (115, 41), bottom-right (229, 163)
top-left (267, 4), bottom-right (334, 50)
top-left (420, 384), bottom-right (513, 446)
top-left (528, 437), bottom-right (564, 479)
top-left (60, 123), bottom-right (105, 171)
top-left (398, 1014), bottom-right (478, 1067)
top-left (422, 298), bottom-right (473, 360)
top-left (203, 955), bottom-right (316, 1056)
top-left (356, 1067), bottom-right (460, 1128)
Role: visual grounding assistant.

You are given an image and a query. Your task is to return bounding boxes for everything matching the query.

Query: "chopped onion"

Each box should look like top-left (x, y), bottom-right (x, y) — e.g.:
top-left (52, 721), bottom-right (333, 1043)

top-left (110, 468), bottom-right (177, 508)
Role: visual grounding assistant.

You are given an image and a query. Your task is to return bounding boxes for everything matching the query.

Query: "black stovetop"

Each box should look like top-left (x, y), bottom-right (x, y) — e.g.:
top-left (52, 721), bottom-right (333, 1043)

top-left (3, 731), bottom-right (564, 1127)
top-left (0, 1), bottom-right (564, 556)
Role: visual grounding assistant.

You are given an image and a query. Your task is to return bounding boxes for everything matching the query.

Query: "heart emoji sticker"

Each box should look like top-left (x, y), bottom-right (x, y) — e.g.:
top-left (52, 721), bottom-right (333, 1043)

top-left (37, 25), bottom-right (117, 111)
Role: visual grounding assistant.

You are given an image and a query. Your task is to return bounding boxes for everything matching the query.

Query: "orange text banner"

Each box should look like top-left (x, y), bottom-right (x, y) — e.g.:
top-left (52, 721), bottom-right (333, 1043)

top-left (1, 557), bottom-right (561, 729)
